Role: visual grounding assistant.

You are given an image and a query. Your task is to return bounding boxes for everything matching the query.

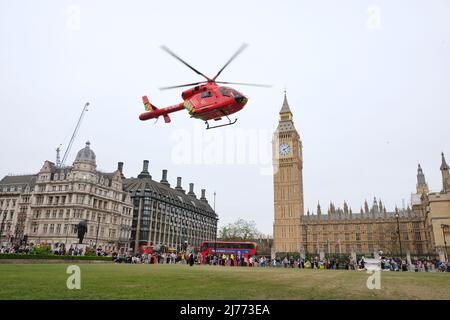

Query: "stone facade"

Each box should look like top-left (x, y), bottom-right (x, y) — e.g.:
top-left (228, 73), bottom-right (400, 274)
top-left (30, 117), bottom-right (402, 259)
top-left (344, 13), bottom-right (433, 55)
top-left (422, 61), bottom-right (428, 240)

top-left (414, 153), bottom-right (450, 259)
top-left (0, 175), bottom-right (36, 246)
top-left (123, 161), bottom-right (218, 253)
top-left (300, 201), bottom-right (429, 256)
top-left (0, 142), bottom-right (133, 253)
top-left (272, 93), bottom-right (438, 257)
top-left (272, 92), bottom-right (304, 253)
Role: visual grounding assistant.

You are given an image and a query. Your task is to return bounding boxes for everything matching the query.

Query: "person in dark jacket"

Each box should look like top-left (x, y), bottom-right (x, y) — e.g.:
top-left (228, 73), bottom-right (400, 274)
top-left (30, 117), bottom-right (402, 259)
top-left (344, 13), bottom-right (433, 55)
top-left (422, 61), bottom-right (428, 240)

top-left (188, 253), bottom-right (195, 266)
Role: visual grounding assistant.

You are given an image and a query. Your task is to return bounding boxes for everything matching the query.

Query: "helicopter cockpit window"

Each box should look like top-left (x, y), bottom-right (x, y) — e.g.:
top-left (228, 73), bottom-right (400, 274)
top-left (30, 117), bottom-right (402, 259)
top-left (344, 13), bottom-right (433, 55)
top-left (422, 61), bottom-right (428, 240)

top-left (230, 89), bottom-right (244, 103)
top-left (201, 91), bottom-right (213, 98)
top-left (219, 87), bottom-right (231, 97)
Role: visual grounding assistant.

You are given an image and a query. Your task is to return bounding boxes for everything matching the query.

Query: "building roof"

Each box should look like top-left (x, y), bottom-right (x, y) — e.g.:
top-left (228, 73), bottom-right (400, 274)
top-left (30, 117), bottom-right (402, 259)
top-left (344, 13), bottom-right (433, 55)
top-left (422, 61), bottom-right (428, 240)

top-left (75, 141), bottom-right (96, 163)
top-left (306, 209), bottom-right (415, 222)
top-left (276, 91), bottom-right (296, 133)
top-left (123, 176), bottom-right (217, 218)
top-left (279, 91), bottom-right (292, 114)
top-left (0, 174), bottom-right (37, 192)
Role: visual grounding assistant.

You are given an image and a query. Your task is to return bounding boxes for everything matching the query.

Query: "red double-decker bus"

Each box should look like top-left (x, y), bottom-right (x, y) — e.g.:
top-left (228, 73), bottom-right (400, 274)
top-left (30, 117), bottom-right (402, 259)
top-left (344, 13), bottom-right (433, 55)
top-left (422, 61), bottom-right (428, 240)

top-left (200, 241), bottom-right (257, 262)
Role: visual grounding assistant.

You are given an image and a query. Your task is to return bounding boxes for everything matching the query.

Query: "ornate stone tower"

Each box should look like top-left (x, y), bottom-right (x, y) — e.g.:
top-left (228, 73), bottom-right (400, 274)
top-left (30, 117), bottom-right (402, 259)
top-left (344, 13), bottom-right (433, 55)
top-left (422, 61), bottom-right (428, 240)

top-left (273, 92), bottom-right (304, 253)
top-left (416, 163), bottom-right (429, 195)
top-left (440, 152), bottom-right (449, 192)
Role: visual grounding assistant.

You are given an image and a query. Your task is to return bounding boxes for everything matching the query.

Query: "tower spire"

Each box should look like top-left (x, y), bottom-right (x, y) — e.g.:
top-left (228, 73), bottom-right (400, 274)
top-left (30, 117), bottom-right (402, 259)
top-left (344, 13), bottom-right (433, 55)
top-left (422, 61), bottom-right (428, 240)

top-left (441, 152), bottom-right (449, 192)
top-left (279, 89), bottom-right (293, 120)
top-left (441, 152), bottom-right (449, 170)
top-left (416, 163), bottom-right (429, 194)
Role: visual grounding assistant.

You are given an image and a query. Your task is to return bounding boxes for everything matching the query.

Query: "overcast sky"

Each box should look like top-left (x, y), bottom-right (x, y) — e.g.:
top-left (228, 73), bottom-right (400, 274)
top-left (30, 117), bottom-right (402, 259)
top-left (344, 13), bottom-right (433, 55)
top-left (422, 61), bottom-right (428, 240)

top-left (1, 0), bottom-right (449, 235)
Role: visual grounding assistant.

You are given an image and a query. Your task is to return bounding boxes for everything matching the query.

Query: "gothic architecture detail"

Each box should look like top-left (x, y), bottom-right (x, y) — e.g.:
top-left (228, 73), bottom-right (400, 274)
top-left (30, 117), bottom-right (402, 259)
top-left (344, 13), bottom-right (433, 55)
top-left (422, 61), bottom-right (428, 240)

top-left (273, 91), bottom-right (304, 253)
top-left (272, 92), bottom-right (449, 257)
top-left (415, 153), bottom-right (450, 259)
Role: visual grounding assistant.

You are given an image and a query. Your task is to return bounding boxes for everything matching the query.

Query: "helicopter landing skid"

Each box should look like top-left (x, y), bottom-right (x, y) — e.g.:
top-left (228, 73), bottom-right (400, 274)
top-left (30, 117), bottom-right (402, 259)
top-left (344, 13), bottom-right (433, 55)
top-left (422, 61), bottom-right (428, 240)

top-left (205, 116), bottom-right (237, 129)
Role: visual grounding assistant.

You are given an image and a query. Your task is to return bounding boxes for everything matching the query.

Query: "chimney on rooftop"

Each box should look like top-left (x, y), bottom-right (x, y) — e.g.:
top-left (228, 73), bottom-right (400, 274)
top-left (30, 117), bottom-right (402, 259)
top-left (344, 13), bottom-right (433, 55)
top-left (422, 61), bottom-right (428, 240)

top-left (137, 160), bottom-right (151, 179)
top-left (160, 169), bottom-right (170, 187)
top-left (200, 189), bottom-right (208, 203)
top-left (188, 183), bottom-right (196, 198)
top-left (117, 162), bottom-right (124, 178)
top-left (175, 177), bottom-right (185, 193)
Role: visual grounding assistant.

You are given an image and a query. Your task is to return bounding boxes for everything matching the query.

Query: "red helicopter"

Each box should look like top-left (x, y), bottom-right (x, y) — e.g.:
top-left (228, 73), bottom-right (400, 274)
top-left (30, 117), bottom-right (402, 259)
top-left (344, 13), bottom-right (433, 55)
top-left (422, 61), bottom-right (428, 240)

top-left (139, 43), bottom-right (270, 129)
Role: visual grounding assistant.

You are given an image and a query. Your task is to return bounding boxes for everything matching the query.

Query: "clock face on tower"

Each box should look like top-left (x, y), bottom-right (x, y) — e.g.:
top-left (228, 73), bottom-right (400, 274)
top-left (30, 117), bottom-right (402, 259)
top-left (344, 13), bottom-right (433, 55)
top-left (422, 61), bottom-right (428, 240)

top-left (279, 143), bottom-right (291, 156)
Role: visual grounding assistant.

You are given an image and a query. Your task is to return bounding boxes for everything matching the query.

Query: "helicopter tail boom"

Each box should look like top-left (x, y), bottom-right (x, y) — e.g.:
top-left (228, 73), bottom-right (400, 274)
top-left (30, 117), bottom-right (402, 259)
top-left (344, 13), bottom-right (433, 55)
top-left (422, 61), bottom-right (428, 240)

top-left (139, 96), bottom-right (184, 123)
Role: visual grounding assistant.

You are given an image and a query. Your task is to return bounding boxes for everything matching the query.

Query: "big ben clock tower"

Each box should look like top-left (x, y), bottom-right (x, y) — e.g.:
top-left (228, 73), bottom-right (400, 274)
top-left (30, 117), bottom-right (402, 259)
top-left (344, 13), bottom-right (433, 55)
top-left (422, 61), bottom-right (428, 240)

top-left (273, 91), bottom-right (304, 254)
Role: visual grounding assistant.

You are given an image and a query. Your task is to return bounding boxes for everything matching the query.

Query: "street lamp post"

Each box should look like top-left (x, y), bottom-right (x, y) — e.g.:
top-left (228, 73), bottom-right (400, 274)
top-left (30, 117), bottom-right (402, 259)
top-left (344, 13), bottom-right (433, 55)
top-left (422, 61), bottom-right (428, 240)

top-left (213, 192), bottom-right (218, 265)
top-left (0, 211), bottom-right (6, 247)
top-left (95, 215), bottom-right (101, 248)
top-left (305, 224), bottom-right (308, 257)
top-left (395, 212), bottom-right (403, 258)
top-left (441, 224), bottom-right (449, 261)
top-left (214, 225), bottom-right (218, 265)
top-left (64, 218), bottom-right (70, 249)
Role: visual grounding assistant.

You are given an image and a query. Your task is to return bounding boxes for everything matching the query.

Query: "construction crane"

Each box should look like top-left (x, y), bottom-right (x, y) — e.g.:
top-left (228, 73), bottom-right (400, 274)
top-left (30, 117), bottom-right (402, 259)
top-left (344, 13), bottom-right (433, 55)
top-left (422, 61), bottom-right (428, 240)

top-left (56, 102), bottom-right (90, 167)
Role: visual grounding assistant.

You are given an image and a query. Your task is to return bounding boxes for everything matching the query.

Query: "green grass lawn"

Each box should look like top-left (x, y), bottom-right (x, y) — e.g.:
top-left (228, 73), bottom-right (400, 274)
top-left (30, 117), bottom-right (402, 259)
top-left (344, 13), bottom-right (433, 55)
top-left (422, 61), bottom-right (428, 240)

top-left (0, 264), bottom-right (449, 300)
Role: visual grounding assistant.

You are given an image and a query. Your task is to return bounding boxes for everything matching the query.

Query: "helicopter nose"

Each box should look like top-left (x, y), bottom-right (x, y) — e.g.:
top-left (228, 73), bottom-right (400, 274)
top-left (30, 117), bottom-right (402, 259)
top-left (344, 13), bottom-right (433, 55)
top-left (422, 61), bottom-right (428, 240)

top-left (234, 95), bottom-right (247, 105)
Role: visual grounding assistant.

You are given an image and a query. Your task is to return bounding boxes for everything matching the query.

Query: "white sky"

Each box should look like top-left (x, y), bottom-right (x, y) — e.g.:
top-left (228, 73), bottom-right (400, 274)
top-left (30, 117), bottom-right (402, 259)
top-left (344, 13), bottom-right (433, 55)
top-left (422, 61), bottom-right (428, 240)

top-left (1, 0), bottom-right (449, 235)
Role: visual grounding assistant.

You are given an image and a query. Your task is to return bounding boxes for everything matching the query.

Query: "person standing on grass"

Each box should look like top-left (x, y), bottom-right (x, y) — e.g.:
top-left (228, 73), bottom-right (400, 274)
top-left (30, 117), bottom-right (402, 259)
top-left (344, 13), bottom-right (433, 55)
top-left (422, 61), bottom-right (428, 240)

top-left (305, 260), bottom-right (310, 269)
top-left (230, 252), bottom-right (235, 267)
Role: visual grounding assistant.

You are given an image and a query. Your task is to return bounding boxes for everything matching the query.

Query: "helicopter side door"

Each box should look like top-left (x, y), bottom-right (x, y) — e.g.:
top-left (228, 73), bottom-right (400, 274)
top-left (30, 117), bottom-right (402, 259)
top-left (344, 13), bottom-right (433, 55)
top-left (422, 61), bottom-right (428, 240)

top-left (192, 89), bottom-right (217, 111)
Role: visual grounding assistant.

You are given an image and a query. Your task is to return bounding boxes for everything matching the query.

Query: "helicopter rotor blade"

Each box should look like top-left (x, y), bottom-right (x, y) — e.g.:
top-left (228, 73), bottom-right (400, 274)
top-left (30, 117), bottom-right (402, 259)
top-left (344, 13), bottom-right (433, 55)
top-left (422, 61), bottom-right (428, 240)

top-left (212, 43), bottom-right (249, 81)
top-left (161, 45), bottom-right (211, 81)
top-left (215, 81), bottom-right (272, 88)
top-left (159, 81), bottom-right (207, 90)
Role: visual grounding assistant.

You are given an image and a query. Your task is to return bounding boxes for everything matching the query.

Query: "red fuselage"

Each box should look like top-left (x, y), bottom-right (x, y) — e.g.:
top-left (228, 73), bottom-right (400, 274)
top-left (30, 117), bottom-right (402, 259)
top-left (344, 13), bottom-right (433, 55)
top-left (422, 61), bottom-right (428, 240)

top-left (139, 82), bottom-right (248, 122)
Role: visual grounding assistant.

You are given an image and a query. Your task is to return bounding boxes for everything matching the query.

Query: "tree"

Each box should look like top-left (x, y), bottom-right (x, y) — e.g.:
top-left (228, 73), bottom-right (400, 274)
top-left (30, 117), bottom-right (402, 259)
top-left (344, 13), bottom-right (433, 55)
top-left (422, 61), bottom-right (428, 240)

top-left (218, 218), bottom-right (262, 241)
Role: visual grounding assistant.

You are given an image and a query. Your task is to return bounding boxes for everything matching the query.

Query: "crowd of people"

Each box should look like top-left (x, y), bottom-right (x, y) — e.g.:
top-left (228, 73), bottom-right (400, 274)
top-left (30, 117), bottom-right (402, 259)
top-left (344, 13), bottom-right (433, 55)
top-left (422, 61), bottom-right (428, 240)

top-left (0, 244), bottom-right (33, 254)
top-left (0, 243), bottom-right (109, 257)
top-left (112, 251), bottom-right (199, 266)
top-left (109, 250), bottom-right (450, 272)
top-left (2, 244), bottom-right (449, 272)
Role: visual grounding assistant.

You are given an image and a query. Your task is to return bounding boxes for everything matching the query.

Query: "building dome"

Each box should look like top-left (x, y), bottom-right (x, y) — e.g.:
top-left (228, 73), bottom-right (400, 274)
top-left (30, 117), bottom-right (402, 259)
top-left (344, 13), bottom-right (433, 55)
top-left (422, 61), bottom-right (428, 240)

top-left (75, 141), bottom-right (96, 163)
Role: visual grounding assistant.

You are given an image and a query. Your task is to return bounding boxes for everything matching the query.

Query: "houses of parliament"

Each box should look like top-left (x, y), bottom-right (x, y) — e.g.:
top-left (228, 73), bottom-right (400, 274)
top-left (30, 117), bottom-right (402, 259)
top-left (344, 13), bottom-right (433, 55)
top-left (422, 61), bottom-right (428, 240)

top-left (273, 93), bottom-right (450, 258)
